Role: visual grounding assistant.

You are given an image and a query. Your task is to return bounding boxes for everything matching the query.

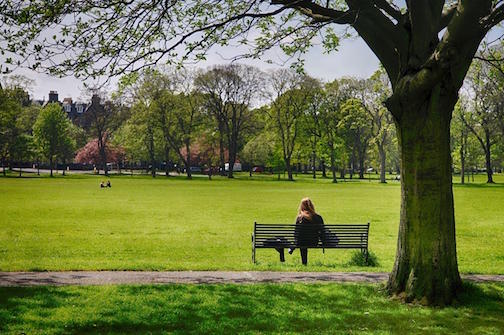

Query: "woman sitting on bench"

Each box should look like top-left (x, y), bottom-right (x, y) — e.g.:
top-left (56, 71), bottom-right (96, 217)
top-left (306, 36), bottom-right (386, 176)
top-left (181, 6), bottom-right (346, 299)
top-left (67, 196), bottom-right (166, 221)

top-left (289, 197), bottom-right (325, 265)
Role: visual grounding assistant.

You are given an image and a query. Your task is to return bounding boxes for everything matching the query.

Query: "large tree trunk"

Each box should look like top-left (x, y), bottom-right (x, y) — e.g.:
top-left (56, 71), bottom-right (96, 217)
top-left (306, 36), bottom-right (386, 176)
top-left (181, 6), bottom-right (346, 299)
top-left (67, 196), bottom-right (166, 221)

top-left (387, 90), bottom-right (461, 305)
top-left (50, 156), bottom-right (53, 177)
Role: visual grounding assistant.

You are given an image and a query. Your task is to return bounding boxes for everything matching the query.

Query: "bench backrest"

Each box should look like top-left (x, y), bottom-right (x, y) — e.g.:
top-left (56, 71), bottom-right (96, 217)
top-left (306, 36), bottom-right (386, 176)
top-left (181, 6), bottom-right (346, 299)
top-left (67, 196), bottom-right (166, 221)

top-left (253, 222), bottom-right (370, 249)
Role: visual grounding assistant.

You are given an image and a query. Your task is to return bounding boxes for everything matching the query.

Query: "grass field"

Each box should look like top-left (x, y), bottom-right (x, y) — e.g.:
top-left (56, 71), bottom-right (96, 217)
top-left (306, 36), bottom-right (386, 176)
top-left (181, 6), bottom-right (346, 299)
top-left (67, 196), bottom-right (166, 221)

top-left (1, 282), bottom-right (503, 334)
top-left (1, 172), bottom-right (504, 273)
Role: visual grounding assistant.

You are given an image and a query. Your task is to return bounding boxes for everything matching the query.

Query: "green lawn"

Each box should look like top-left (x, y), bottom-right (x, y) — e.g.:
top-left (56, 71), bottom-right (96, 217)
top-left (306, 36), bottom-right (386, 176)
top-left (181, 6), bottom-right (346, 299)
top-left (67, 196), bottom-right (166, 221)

top-left (1, 282), bottom-right (503, 334)
top-left (1, 173), bottom-right (503, 273)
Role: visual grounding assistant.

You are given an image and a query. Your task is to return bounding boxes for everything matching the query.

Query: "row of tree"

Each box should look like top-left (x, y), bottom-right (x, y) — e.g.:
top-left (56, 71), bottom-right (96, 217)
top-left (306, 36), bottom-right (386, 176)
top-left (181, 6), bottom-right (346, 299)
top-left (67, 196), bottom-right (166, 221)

top-left (108, 65), bottom-right (399, 181)
top-left (1, 60), bottom-right (503, 182)
top-left (452, 49), bottom-right (504, 184)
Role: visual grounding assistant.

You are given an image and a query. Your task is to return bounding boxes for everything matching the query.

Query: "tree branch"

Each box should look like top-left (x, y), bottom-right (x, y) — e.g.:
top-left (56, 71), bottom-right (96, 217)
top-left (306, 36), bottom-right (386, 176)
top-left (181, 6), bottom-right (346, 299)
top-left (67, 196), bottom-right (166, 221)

top-left (482, 3), bottom-right (504, 30)
top-left (271, 0), bottom-right (357, 23)
top-left (372, 0), bottom-right (403, 21)
top-left (439, 2), bottom-right (457, 31)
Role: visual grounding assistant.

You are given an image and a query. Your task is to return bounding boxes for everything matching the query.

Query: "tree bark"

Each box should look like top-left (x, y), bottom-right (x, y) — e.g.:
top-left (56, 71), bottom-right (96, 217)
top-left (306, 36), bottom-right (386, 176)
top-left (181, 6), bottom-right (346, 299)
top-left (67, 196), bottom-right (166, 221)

top-left (50, 156), bottom-right (53, 177)
top-left (312, 150), bottom-right (316, 179)
top-left (285, 157), bottom-right (293, 181)
top-left (484, 130), bottom-right (494, 183)
top-left (218, 123), bottom-right (225, 176)
top-left (228, 141), bottom-right (236, 179)
top-left (378, 144), bottom-right (387, 183)
top-left (358, 141), bottom-right (365, 179)
top-left (149, 132), bottom-right (156, 178)
top-left (165, 146), bottom-right (170, 177)
top-left (329, 143), bottom-right (337, 183)
top-left (98, 136), bottom-right (108, 177)
top-left (387, 89), bottom-right (461, 305)
top-left (185, 141), bottom-right (192, 179)
top-left (460, 129), bottom-right (465, 185)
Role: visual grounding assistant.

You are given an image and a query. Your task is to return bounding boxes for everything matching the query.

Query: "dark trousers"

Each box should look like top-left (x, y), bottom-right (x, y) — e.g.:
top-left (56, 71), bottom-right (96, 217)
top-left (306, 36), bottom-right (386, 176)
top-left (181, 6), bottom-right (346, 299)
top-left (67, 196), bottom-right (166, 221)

top-left (276, 248), bottom-right (285, 262)
top-left (300, 248), bottom-right (308, 265)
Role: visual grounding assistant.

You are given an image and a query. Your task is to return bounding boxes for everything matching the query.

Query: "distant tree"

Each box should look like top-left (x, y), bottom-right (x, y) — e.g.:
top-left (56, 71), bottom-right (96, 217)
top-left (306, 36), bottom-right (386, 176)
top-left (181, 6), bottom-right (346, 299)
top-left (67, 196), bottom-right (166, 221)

top-left (462, 57), bottom-right (501, 183)
top-left (196, 64), bottom-right (263, 178)
top-left (163, 70), bottom-right (204, 179)
top-left (303, 79), bottom-right (324, 179)
top-left (10, 133), bottom-right (33, 177)
top-left (242, 132), bottom-right (275, 177)
top-left (33, 103), bottom-right (73, 177)
top-left (0, 88), bottom-right (20, 175)
top-left (360, 70), bottom-right (394, 183)
top-left (75, 138), bottom-right (125, 169)
top-left (338, 99), bottom-right (373, 179)
top-left (267, 69), bottom-right (313, 181)
top-left (117, 69), bottom-right (178, 177)
top-left (452, 100), bottom-right (470, 184)
top-left (320, 80), bottom-right (345, 183)
top-left (83, 93), bottom-right (117, 176)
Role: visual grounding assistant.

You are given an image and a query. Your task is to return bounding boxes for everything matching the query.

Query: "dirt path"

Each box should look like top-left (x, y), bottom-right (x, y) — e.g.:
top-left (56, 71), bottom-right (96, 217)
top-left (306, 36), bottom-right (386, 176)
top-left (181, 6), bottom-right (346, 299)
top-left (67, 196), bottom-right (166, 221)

top-left (0, 271), bottom-right (502, 287)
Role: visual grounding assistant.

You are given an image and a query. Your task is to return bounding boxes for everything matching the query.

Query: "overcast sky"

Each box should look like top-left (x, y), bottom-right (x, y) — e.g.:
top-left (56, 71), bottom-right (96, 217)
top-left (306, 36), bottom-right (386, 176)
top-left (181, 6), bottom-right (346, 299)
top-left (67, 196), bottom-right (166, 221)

top-left (9, 36), bottom-right (379, 102)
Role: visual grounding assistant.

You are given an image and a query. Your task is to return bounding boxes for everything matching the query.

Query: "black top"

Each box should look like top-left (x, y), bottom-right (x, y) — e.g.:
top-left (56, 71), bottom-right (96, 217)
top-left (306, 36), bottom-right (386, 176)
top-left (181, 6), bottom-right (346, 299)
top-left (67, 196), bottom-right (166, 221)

top-left (294, 214), bottom-right (325, 247)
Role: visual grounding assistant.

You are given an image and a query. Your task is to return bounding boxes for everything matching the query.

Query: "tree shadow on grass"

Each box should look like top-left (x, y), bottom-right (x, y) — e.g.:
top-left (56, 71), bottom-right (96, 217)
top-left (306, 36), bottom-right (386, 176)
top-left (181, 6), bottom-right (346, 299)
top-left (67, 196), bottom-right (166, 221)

top-left (0, 282), bottom-right (502, 334)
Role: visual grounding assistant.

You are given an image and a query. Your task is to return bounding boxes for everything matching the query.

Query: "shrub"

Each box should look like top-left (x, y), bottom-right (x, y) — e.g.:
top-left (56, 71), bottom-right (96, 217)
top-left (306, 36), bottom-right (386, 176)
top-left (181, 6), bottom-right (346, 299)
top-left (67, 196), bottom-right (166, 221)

top-left (347, 250), bottom-right (379, 267)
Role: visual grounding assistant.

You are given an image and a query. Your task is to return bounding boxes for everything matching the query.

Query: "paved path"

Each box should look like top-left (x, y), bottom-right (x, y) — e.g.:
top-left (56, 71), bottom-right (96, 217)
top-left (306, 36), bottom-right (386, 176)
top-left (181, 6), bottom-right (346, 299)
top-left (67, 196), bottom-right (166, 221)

top-left (0, 271), bottom-right (503, 287)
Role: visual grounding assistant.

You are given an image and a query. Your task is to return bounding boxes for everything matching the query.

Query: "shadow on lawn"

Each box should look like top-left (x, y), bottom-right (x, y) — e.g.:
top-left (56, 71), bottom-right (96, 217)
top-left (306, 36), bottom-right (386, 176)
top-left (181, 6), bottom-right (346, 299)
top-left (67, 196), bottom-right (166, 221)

top-left (0, 282), bottom-right (503, 334)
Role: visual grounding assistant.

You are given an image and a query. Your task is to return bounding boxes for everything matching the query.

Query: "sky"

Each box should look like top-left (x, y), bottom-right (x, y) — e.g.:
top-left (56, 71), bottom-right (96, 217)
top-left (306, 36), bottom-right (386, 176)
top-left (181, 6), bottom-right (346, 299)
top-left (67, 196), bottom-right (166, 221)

top-left (9, 36), bottom-right (380, 102)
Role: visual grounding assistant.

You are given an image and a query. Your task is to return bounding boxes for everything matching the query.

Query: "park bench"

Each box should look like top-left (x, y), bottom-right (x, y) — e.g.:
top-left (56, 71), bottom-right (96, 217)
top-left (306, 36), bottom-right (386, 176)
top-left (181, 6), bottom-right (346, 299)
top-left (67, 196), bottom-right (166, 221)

top-left (252, 222), bottom-right (370, 264)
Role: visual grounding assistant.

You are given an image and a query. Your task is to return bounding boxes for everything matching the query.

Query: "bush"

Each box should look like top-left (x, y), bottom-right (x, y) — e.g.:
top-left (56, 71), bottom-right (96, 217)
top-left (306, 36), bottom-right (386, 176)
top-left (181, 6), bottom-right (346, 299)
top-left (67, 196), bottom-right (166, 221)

top-left (347, 250), bottom-right (379, 267)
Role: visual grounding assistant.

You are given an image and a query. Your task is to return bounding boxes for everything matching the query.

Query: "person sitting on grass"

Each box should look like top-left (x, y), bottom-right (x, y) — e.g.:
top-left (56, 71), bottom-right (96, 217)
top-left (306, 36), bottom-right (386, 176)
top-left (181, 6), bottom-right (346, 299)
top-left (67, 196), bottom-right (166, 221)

top-left (288, 197), bottom-right (325, 265)
top-left (100, 181), bottom-right (105, 188)
top-left (106, 180), bottom-right (111, 188)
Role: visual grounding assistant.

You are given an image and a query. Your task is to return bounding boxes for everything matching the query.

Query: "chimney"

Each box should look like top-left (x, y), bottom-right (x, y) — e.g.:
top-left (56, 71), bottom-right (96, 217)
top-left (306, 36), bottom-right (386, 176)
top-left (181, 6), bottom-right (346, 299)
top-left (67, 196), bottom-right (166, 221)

top-left (48, 91), bottom-right (59, 103)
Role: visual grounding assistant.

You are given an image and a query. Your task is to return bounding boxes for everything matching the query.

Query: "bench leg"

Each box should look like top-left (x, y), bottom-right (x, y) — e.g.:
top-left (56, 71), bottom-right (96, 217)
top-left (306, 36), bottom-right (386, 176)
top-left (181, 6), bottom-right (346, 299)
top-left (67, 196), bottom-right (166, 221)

top-left (277, 248), bottom-right (285, 262)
